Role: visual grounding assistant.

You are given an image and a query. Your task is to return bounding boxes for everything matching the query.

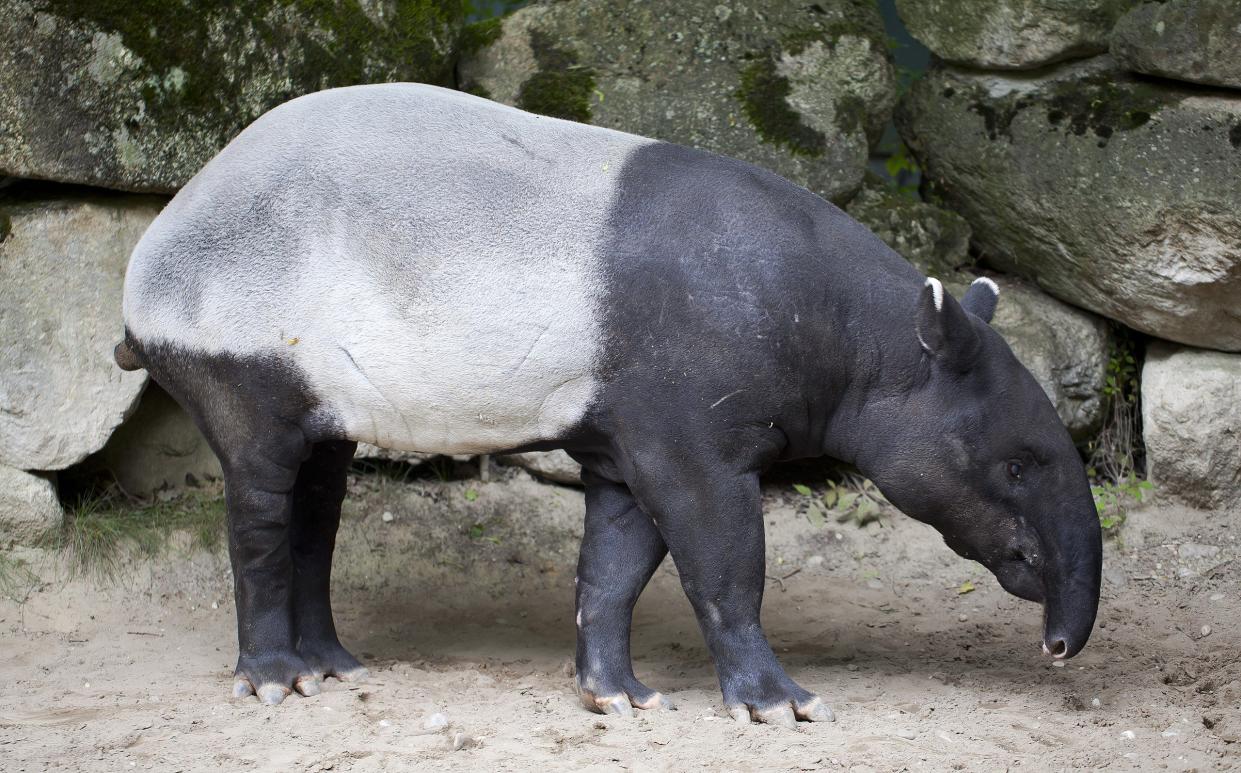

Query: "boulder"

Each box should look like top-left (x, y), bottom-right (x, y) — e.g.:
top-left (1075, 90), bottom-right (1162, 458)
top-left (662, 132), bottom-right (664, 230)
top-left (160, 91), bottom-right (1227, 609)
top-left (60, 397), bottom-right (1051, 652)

top-left (845, 180), bottom-right (1108, 440)
top-left (0, 1), bottom-right (463, 193)
top-left (97, 384), bottom-right (221, 496)
top-left (898, 57), bottom-right (1241, 352)
top-left (459, 0), bottom-right (895, 204)
top-left (0, 190), bottom-right (158, 470)
top-left (845, 175), bottom-right (973, 278)
top-left (0, 465), bottom-right (62, 546)
top-left (1111, 0), bottom-right (1241, 90)
top-left (949, 276), bottom-right (1109, 442)
top-left (498, 450), bottom-right (582, 486)
top-left (1142, 342), bottom-right (1241, 509)
top-left (894, 0), bottom-right (1138, 70)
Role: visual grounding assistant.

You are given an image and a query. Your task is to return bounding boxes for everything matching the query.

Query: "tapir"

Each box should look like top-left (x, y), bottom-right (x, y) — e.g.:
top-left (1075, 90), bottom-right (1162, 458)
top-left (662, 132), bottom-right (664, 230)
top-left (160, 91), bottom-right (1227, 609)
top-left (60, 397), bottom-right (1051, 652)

top-left (116, 83), bottom-right (1102, 726)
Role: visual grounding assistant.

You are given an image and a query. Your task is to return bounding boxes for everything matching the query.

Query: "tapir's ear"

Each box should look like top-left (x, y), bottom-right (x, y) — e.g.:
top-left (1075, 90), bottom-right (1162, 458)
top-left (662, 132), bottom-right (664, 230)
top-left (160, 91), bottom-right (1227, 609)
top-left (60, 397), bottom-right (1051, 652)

top-left (960, 276), bottom-right (1000, 324)
top-left (916, 277), bottom-right (981, 369)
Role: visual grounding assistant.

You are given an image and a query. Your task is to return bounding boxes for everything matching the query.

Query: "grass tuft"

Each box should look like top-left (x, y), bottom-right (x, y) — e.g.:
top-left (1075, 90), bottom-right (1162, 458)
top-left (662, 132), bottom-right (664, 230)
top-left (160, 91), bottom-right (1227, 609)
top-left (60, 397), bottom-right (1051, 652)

top-left (40, 486), bottom-right (226, 579)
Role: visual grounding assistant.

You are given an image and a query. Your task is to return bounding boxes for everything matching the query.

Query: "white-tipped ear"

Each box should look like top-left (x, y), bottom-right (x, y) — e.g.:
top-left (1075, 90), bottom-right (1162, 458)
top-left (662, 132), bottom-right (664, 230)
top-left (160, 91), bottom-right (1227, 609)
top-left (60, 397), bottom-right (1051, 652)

top-left (916, 276), bottom-right (982, 369)
top-left (926, 277), bottom-right (944, 312)
top-left (961, 276), bottom-right (1000, 324)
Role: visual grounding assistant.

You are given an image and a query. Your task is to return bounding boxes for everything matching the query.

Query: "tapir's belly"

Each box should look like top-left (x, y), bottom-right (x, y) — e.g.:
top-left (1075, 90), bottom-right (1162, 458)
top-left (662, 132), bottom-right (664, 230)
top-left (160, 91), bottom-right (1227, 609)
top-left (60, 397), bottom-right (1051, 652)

top-left (281, 255), bottom-right (603, 455)
top-left (122, 84), bottom-right (646, 453)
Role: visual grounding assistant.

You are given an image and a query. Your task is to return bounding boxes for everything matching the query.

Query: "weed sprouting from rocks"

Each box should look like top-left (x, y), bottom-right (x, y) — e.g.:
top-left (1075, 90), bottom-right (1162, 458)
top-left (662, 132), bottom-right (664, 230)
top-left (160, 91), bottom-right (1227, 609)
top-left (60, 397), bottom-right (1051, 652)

top-left (1086, 327), bottom-right (1151, 534)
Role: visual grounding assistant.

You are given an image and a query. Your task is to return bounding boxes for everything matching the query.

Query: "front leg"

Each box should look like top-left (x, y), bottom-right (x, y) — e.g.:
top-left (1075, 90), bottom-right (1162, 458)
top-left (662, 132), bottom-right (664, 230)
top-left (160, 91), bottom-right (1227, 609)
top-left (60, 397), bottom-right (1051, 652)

top-left (628, 464), bottom-right (834, 727)
top-left (575, 469), bottom-right (673, 715)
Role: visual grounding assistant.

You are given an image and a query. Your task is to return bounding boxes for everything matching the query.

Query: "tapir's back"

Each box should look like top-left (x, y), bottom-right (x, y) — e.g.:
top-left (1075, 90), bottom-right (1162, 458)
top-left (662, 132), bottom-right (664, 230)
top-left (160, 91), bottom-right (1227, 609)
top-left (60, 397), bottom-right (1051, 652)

top-left (123, 84), bottom-right (657, 453)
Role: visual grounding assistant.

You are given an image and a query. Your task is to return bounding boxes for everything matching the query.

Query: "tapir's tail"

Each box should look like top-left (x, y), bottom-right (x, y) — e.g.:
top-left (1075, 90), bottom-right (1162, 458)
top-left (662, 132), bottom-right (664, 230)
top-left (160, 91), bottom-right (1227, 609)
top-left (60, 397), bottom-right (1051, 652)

top-left (113, 336), bottom-right (145, 371)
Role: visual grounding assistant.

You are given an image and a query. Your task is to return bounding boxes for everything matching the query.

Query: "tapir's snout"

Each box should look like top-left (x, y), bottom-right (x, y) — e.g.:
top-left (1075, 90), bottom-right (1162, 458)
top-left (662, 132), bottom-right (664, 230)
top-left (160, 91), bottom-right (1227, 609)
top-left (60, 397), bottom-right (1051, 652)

top-left (1040, 559), bottom-right (1101, 659)
top-left (1037, 503), bottom-right (1103, 660)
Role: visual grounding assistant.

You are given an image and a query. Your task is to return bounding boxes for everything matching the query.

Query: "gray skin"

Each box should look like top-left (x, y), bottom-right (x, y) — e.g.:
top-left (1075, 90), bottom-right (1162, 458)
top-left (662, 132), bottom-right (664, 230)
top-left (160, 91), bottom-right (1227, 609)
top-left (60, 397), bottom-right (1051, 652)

top-left (115, 91), bottom-right (1102, 726)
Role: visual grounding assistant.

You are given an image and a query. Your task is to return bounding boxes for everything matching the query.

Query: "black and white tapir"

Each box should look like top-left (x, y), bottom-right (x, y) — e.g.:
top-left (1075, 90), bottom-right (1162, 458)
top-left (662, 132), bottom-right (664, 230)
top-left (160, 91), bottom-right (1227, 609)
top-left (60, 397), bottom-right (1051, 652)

top-left (115, 84), bottom-right (1102, 726)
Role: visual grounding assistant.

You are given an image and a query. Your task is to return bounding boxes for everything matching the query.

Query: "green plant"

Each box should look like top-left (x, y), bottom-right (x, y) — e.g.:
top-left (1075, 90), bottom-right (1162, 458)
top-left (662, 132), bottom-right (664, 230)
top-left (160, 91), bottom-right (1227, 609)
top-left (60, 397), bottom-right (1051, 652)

top-left (41, 487), bottom-right (226, 579)
top-left (884, 143), bottom-right (921, 198)
top-left (1091, 473), bottom-right (1153, 532)
top-left (794, 473), bottom-right (887, 528)
top-left (1086, 328), bottom-right (1151, 534)
top-left (0, 552), bottom-right (39, 601)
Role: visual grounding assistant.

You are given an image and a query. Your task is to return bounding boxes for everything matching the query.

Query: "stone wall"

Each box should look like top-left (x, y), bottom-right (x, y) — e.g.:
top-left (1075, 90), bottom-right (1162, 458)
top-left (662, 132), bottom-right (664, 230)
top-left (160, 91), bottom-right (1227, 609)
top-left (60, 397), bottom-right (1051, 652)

top-left (1, 0), bottom-right (1236, 546)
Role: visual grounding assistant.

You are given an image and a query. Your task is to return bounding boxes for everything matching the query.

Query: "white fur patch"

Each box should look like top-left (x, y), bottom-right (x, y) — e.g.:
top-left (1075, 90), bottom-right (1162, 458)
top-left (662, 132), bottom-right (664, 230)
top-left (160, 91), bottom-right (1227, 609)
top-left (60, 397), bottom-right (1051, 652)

top-left (925, 277), bottom-right (944, 312)
top-left (124, 84), bottom-right (658, 454)
top-left (972, 276), bottom-right (1000, 297)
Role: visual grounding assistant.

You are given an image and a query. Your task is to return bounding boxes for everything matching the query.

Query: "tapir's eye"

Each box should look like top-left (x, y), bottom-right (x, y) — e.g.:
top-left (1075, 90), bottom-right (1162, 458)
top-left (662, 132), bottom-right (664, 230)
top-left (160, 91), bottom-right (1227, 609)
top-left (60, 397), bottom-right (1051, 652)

top-left (1007, 461), bottom-right (1023, 480)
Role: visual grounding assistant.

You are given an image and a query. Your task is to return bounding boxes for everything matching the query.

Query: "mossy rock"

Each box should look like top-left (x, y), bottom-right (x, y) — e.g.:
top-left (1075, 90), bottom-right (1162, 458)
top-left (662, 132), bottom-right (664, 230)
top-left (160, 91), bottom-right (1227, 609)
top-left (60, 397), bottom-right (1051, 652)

top-left (845, 173), bottom-right (972, 278)
top-left (0, 0), bottom-right (464, 192)
top-left (1111, 0), bottom-right (1241, 90)
top-left (897, 56), bottom-right (1241, 351)
top-left (459, 0), bottom-right (895, 205)
top-left (894, 0), bottom-right (1138, 70)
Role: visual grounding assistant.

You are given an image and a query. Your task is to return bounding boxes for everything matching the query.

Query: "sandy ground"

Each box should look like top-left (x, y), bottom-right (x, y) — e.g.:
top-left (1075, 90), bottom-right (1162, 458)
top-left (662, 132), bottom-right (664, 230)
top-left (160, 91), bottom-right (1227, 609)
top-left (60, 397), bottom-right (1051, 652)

top-left (1, 468), bottom-right (1238, 772)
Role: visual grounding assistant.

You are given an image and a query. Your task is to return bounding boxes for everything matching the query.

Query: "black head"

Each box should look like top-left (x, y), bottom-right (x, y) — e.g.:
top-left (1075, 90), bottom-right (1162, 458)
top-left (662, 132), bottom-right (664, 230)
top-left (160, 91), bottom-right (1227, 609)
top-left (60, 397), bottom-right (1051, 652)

top-left (859, 277), bottom-right (1102, 659)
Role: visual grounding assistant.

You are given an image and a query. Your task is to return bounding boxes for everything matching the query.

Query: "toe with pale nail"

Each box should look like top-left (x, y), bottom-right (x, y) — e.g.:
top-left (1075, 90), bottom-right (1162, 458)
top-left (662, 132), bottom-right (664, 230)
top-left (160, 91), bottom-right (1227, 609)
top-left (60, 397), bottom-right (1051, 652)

top-left (729, 696), bottom-right (835, 727)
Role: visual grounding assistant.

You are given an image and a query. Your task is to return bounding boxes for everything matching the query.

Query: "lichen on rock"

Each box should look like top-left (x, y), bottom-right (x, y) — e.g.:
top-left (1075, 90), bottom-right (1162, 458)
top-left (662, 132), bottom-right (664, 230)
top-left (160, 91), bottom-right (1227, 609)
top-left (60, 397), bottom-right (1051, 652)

top-left (1111, 0), bottom-right (1241, 90)
top-left (460, 0), bottom-right (896, 204)
top-left (894, 0), bottom-right (1139, 70)
top-left (0, 0), bottom-right (464, 192)
top-left (897, 56), bottom-right (1241, 351)
top-left (845, 173), bottom-right (972, 278)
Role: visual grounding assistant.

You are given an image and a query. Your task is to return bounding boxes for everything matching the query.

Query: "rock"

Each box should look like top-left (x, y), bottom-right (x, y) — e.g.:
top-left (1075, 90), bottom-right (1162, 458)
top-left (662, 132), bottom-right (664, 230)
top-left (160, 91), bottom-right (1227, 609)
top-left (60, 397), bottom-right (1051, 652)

top-left (1177, 542), bottom-right (1221, 561)
top-left (0, 190), bottom-right (157, 469)
top-left (947, 276), bottom-right (1110, 442)
top-left (460, 0), bottom-right (895, 204)
top-left (845, 175), bottom-right (973, 278)
top-left (96, 384), bottom-right (221, 496)
top-left (898, 57), bottom-right (1241, 351)
top-left (1111, 1), bottom-right (1241, 89)
top-left (353, 444), bottom-right (433, 467)
top-left (895, 0), bottom-right (1137, 70)
top-left (0, 0), bottom-right (463, 192)
top-left (1141, 342), bottom-right (1241, 509)
top-left (422, 712), bottom-right (448, 731)
top-left (498, 450), bottom-right (582, 486)
top-left (0, 465), bottom-right (62, 546)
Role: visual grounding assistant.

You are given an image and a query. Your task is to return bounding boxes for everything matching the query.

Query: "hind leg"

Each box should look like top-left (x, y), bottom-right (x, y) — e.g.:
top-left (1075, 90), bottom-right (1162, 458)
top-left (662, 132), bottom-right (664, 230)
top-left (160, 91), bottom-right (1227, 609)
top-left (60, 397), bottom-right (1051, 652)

top-left (216, 420), bottom-right (321, 705)
top-left (290, 439), bottom-right (367, 683)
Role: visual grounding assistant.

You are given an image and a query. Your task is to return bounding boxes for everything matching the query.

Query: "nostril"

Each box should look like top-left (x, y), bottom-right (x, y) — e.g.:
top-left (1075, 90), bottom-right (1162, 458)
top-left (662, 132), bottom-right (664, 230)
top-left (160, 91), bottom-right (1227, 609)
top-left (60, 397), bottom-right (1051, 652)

top-left (1048, 638), bottom-right (1068, 658)
top-left (1007, 548), bottom-right (1026, 563)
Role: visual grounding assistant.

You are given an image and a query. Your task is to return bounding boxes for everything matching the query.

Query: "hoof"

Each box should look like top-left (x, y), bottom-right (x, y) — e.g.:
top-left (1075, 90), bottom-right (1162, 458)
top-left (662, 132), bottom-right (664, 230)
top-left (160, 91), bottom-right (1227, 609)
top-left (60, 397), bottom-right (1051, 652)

top-left (729, 694), bottom-right (835, 727)
top-left (578, 680), bottom-right (674, 716)
top-left (256, 683), bottom-right (292, 706)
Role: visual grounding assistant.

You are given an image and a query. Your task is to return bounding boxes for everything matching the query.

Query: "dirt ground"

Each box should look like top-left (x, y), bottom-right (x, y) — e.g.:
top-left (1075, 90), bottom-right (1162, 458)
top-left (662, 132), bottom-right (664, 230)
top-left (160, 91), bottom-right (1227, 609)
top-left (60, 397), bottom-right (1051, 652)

top-left (1, 468), bottom-right (1238, 771)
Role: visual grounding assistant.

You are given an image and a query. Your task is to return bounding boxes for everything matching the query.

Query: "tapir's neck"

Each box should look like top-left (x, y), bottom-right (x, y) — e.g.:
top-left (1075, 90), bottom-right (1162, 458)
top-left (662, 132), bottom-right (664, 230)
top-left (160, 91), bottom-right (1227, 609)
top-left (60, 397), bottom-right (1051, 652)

top-left (781, 219), bottom-right (931, 467)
